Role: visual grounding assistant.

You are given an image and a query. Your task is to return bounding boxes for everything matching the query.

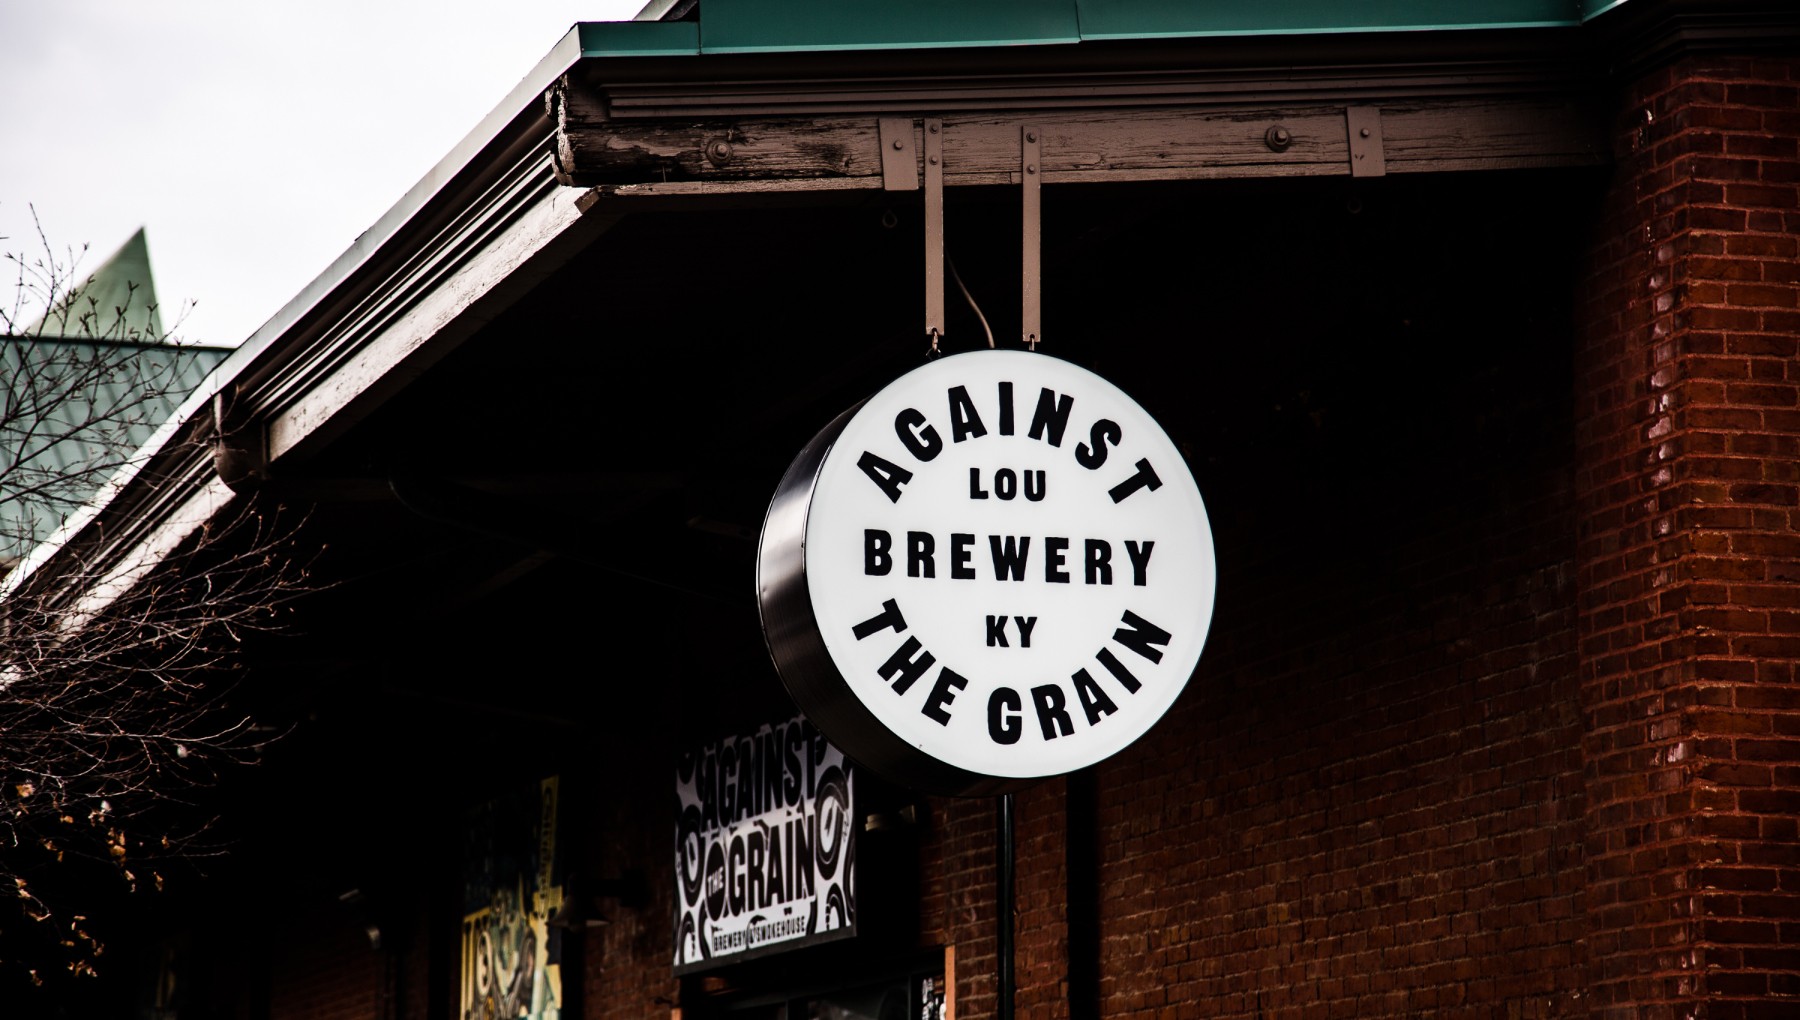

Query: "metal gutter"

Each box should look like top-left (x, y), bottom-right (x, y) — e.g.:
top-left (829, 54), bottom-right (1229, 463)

top-left (1581, 0), bottom-right (1637, 20)
top-left (632, 0), bottom-right (686, 21)
top-left (221, 26), bottom-right (584, 395)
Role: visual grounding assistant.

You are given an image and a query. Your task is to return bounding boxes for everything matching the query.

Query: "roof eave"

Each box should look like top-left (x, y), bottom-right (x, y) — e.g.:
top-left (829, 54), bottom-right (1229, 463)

top-left (3, 25), bottom-right (593, 600)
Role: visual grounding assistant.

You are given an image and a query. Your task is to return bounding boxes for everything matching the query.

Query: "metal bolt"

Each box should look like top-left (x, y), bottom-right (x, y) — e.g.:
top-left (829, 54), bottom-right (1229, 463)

top-left (1026, 131), bottom-right (1037, 143)
top-left (1265, 125), bottom-right (1292, 152)
top-left (893, 139), bottom-right (904, 150)
top-left (1360, 128), bottom-right (1371, 138)
top-left (929, 155), bottom-right (938, 165)
top-left (1026, 164), bottom-right (1036, 174)
top-left (929, 123), bottom-right (939, 133)
top-left (705, 139), bottom-right (734, 166)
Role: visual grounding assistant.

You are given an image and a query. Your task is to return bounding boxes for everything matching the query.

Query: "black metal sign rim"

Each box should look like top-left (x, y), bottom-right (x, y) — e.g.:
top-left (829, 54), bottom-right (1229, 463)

top-left (757, 399), bottom-right (1036, 798)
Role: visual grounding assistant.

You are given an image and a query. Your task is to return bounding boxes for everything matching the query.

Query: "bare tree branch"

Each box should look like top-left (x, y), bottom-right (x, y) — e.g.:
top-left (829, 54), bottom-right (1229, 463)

top-left (0, 214), bottom-right (309, 986)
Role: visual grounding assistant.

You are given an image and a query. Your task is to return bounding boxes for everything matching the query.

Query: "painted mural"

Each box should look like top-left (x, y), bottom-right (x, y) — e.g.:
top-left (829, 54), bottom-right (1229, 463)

top-left (462, 776), bottom-right (563, 1020)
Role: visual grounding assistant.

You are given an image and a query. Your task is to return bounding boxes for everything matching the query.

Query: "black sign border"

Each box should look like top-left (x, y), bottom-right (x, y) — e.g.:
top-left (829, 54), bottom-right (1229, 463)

top-left (758, 401), bottom-right (1035, 798)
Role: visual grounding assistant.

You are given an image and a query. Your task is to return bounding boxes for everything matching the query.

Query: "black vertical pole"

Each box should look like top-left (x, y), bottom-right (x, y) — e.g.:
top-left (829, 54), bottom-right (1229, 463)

top-left (1065, 769), bottom-right (1099, 1020)
top-left (997, 791), bottom-right (1015, 1020)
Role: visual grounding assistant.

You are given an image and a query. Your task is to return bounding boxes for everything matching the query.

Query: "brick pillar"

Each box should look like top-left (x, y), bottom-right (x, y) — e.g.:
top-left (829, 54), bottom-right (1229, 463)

top-left (1576, 52), bottom-right (1800, 1018)
top-left (920, 795), bottom-right (1001, 1020)
top-left (1014, 779), bottom-right (1071, 1020)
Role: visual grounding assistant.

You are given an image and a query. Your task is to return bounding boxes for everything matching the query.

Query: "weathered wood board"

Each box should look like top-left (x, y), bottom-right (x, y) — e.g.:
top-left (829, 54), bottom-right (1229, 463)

top-left (550, 77), bottom-right (1604, 189)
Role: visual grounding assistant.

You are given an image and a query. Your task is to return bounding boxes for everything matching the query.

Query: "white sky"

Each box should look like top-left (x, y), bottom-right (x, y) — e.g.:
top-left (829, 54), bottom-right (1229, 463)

top-left (1, 0), bottom-right (646, 346)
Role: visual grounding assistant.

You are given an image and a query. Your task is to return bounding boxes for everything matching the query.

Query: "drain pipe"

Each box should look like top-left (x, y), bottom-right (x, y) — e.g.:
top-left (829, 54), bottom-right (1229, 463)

top-left (997, 792), bottom-right (1015, 1020)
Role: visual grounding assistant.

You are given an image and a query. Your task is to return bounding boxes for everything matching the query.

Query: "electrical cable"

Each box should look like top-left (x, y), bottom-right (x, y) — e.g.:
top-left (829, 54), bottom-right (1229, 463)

top-left (947, 257), bottom-right (995, 349)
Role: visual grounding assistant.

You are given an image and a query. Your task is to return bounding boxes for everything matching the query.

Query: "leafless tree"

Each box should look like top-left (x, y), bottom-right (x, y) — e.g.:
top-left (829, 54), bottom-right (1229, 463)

top-left (2, 211), bottom-right (203, 566)
top-left (0, 212), bottom-right (310, 988)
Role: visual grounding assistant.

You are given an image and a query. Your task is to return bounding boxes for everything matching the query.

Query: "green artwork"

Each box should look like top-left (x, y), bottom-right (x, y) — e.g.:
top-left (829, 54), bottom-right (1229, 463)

top-left (462, 777), bottom-right (564, 1020)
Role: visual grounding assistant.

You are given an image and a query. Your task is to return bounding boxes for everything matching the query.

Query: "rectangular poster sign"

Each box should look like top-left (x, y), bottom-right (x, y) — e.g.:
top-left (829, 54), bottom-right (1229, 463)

top-left (462, 776), bottom-right (564, 1020)
top-left (674, 716), bottom-right (855, 973)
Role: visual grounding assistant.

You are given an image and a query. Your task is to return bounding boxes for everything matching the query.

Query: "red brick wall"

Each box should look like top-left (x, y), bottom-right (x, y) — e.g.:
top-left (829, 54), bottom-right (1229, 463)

top-left (919, 795), bottom-right (1006, 1020)
top-left (268, 912), bottom-right (383, 1020)
top-left (1071, 489), bottom-right (1586, 1020)
top-left (399, 907), bottom-right (433, 1020)
top-left (909, 755), bottom-right (1075, 1020)
top-left (887, 170), bottom-right (1600, 1020)
top-left (584, 768), bottom-right (681, 1020)
top-left (1014, 779), bottom-right (1072, 1020)
top-left (1575, 52), bottom-right (1800, 1019)
top-left (894, 177), bottom-right (1595, 1016)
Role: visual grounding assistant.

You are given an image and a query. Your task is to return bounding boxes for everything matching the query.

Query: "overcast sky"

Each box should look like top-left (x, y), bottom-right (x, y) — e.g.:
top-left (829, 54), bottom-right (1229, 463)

top-left (1, 0), bottom-right (645, 346)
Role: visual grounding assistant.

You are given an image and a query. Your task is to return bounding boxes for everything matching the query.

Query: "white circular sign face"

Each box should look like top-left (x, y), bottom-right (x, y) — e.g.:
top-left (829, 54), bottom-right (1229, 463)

top-left (765, 350), bottom-right (1216, 785)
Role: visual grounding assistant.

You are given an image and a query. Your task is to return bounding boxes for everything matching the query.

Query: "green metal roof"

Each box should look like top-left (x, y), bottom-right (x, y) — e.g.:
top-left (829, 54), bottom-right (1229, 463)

top-left (702, 0), bottom-right (1082, 53)
top-left (5, 230), bottom-right (226, 562)
top-left (1, 337), bottom-right (227, 562)
top-left (1075, 0), bottom-right (1582, 41)
top-left (25, 228), bottom-right (165, 341)
top-left (583, 0), bottom-right (1630, 57)
top-left (580, 20), bottom-right (701, 57)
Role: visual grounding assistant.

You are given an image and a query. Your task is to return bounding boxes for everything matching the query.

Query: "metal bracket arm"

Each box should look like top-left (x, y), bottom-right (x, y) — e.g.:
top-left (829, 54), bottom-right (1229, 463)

top-left (923, 119), bottom-right (945, 343)
top-left (879, 117), bottom-right (920, 192)
top-left (1021, 125), bottom-right (1041, 349)
top-left (1346, 106), bottom-right (1386, 178)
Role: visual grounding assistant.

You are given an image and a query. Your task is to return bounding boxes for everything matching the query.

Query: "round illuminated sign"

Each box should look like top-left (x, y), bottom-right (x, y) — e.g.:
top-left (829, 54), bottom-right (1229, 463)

top-left (759, 350), bottom-right (1216, 796)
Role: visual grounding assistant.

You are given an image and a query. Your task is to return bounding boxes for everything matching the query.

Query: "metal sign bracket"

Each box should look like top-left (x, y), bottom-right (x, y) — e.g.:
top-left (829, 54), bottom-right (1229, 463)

top-left (1346, 106), bottom-right (1386, 177)
top-left (878, 117), bottom-right (920, 192)
top-left (1021, 125), bottom-right (1041, 349)
top-left (889, 118), bottom-right (1043, 350)
top-left (923, 119), bottom-right (945, 345)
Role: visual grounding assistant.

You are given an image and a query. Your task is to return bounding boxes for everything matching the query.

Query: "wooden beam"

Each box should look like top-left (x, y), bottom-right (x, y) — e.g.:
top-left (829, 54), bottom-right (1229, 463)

top-left (551, 94), bottom-right (1604, 188)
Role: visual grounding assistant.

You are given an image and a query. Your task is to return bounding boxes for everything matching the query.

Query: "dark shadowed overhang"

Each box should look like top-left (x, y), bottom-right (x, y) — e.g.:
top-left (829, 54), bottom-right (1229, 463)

top-left (8, 0), bottom-right (1795, 617)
